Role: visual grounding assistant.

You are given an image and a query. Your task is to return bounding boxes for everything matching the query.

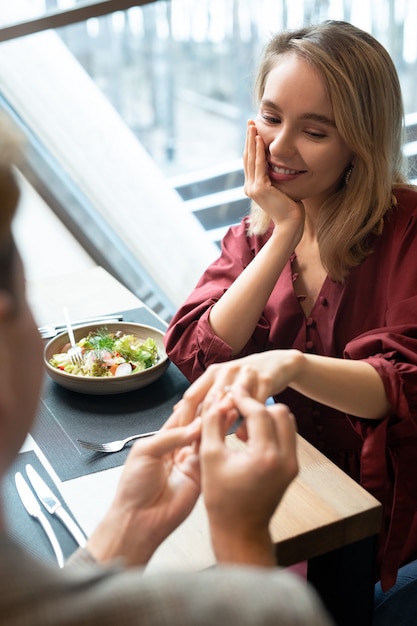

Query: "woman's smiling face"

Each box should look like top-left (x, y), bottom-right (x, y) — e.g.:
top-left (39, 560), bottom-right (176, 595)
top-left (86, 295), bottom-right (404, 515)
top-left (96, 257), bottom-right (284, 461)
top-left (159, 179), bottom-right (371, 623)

top-left (255, 53), bottom-right (353, 210)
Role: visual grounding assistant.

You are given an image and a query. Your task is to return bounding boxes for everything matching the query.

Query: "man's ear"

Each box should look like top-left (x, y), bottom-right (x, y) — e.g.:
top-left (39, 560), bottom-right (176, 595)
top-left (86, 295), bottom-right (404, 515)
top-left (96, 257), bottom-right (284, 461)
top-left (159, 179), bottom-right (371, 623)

top-left (0, 288), bottom-right (14, 320)
top-left (0, 289), bottom-right (15, 449)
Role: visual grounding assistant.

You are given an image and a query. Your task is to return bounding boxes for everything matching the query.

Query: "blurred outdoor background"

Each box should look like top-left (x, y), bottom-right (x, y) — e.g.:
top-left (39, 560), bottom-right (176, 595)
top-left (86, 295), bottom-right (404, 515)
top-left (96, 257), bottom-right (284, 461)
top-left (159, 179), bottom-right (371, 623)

top-left (0, 0), bottom-right (416, 320)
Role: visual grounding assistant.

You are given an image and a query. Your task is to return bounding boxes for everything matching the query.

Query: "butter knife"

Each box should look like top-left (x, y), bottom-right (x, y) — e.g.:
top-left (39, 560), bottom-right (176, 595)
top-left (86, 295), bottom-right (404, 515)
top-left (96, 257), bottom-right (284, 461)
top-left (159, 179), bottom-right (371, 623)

top-left (15, 472), bottom-right (64, 567)
top-left (26, 464), bottom-right (87, 548)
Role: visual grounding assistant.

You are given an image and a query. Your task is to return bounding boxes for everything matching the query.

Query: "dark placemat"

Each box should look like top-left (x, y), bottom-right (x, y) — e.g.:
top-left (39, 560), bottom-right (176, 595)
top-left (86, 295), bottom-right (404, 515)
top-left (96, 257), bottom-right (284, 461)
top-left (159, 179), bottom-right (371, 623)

top-left (32, 307), bottom-right (190, 481)
top-left (3, 451), bottom-right (81, 565)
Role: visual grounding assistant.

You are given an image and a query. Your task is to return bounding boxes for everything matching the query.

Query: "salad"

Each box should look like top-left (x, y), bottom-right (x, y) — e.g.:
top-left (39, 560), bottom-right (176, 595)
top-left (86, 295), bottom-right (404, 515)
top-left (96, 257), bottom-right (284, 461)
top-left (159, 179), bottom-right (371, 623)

top-left (49, 327), bottom-right (160, 378)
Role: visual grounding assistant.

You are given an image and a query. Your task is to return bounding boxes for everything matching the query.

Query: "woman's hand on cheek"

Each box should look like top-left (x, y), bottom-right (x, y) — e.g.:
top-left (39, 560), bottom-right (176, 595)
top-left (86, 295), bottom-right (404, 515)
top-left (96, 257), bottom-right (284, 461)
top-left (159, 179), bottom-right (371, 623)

top-left (244, 119), bottom-right (305, 233)
top-left (244, 120), bottom-right (272, 204)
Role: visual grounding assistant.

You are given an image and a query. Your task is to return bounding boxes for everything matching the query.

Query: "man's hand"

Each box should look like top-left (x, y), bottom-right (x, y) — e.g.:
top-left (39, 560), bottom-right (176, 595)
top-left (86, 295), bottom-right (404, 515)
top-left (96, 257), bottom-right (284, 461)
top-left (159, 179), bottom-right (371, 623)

top-left (200, 375), bottom-right (298, 567)
top-left (87, 418), bottom-right (202, 567)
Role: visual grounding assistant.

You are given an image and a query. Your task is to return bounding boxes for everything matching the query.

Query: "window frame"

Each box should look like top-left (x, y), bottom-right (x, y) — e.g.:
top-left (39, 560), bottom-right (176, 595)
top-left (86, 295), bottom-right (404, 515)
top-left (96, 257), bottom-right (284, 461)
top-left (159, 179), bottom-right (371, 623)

top-left (0, 0), bottom-right (220, 320)
top-left (0, 0), bottom-right (158, 42)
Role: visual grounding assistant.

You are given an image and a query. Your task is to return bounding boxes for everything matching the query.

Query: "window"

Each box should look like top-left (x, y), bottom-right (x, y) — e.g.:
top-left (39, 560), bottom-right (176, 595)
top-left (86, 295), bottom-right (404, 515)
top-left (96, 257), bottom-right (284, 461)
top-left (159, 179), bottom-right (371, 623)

top-left (1, 0), bottom-right (416, 319)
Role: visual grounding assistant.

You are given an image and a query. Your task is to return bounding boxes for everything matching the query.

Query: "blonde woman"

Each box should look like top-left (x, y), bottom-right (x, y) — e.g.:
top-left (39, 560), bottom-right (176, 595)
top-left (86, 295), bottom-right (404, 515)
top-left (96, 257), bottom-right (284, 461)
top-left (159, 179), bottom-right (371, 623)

top-left (165, 20), bottom-right (417, 604)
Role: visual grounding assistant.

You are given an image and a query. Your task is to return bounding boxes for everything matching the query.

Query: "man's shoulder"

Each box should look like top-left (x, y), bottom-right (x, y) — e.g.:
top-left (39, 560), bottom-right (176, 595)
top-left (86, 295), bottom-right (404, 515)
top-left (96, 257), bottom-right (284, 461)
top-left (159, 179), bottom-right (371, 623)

top-left (0, 536), bottom-right (332, 625)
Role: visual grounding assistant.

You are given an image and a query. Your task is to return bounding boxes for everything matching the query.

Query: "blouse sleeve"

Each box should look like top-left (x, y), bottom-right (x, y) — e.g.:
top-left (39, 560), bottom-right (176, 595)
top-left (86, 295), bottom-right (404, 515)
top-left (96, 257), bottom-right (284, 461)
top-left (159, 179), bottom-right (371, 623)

top-left (344, 324), bottom-right (417, 421)
top-left (164, 219), bottom-right (272, 381)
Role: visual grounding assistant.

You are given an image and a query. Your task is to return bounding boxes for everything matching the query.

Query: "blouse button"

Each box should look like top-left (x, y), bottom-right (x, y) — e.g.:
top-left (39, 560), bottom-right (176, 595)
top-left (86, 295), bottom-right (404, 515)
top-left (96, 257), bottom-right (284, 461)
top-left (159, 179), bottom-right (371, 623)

top-left (306, 317), bottom-right (316, 328)
top-left (316, 424), bottom-right (324, 434)
top-left (306, 340), bottom-right (315, 350)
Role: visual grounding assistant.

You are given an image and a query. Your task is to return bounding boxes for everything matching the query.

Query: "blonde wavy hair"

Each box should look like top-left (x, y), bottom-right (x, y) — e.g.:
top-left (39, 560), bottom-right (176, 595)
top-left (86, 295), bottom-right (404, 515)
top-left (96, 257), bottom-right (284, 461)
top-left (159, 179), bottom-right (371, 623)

top-left (249, 21), bottom-right (409, 281)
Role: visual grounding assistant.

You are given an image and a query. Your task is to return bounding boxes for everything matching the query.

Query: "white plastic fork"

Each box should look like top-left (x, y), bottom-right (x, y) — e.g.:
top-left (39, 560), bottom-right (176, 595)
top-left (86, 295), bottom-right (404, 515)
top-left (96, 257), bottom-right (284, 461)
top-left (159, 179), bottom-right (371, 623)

top-left (63, 307), bottom-right (84, 366)
top-left (77, 431), bottom-right (159, 453)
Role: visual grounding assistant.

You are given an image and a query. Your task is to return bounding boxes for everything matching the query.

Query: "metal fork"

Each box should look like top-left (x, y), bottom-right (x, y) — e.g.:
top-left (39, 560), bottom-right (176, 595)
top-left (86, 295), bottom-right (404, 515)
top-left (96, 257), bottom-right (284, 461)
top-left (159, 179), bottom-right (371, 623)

top-left (77, 430), bottom-right (159, 453)
top-left (38, 314), bottom-right (123, 339)
top-left (63, 307), bottom-right (84, 366)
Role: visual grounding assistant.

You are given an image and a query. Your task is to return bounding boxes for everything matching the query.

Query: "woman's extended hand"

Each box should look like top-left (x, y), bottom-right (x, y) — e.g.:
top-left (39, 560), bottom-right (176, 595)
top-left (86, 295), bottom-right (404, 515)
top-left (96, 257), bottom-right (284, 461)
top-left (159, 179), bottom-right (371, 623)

top-left (87, 417), bottom-right (202, 567)
top-left (176, 350), bottom-right (303, 428)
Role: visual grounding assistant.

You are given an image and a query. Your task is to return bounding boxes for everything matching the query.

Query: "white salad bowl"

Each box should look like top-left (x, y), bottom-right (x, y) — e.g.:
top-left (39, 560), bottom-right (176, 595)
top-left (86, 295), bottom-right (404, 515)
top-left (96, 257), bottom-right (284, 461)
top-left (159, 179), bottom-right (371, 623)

top-left (44, 322), bottom-right (169, 394)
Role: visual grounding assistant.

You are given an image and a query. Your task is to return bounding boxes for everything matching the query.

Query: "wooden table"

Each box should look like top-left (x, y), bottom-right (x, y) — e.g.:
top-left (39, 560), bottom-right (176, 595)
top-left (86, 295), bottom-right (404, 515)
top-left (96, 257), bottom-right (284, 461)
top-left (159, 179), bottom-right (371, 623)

top-left (229, 434), bottom-right (382, 625)
top-left (26, 266), bottom-right (382, 626)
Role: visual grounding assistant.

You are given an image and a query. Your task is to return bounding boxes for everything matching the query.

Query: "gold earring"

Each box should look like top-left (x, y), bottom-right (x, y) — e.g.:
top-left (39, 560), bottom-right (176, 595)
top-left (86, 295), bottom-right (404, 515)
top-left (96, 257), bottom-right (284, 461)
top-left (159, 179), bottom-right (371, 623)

top-left (345, 165), bottom-right (353, 185)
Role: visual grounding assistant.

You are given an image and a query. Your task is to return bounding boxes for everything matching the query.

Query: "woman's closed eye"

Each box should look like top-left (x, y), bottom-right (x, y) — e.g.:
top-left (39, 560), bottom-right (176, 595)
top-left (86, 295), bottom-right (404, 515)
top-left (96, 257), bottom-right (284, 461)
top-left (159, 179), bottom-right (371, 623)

top-left (261, 113), bottom-right (281, 124)
top-left (304, 129), bottom-right (327, 139)
top-left (260, 114), bottom-right (327, 139)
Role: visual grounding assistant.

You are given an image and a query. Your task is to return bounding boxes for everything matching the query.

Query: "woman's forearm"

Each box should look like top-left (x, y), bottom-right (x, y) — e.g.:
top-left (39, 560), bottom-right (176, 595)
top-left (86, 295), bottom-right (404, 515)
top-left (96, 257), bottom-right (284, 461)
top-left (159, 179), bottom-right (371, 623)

top-left (209, 227), bottom-right (300, 354)
top-left (288, 352), bottom-right (391, 420)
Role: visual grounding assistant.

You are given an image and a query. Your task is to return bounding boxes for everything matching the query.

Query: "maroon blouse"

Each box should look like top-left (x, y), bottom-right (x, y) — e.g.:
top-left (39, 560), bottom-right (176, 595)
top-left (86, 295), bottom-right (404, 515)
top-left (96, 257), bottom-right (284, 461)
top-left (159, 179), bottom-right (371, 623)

top-left (165, 187), bottom-right (417, 590)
